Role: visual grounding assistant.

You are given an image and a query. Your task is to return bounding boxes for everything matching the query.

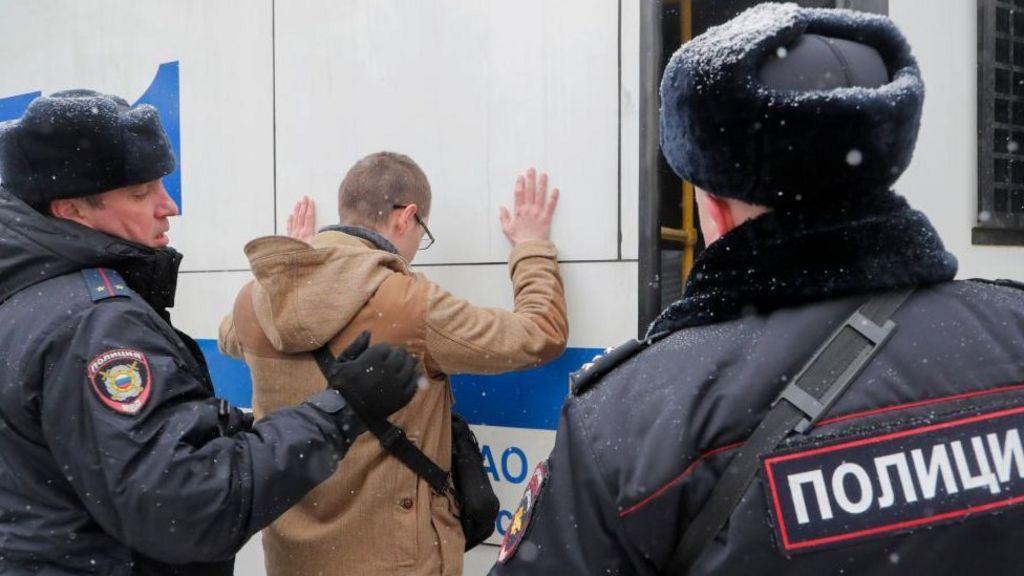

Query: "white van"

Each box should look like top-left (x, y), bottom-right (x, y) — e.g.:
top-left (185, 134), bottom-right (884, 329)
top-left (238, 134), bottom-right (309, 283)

top-left (0, 1), bottom-right (1017, 574)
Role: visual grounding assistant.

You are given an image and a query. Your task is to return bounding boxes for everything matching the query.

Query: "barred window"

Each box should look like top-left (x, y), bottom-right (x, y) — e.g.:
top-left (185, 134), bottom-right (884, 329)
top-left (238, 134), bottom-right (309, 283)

top-left (977, 0), bottom-right (1024, 245)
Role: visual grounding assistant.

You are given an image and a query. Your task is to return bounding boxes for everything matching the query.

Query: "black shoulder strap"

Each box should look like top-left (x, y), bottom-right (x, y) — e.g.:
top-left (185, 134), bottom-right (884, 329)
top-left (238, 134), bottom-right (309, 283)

top-left (312, 347), bottom-right (453, 496)
top-left (666, 288), bottom-right (915, 574)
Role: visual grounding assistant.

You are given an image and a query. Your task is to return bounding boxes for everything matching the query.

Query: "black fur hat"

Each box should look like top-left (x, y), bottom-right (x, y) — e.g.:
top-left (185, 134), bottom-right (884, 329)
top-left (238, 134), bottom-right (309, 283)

top-left (0, 89), bottom-right (175, 209)
top-left (660, 3), bottom-right (924, 207)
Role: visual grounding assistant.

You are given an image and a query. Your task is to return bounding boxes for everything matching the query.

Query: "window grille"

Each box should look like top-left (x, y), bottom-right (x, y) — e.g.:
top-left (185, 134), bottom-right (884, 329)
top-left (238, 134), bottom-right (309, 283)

top-left (976, 0), bottom-right (1024, 245)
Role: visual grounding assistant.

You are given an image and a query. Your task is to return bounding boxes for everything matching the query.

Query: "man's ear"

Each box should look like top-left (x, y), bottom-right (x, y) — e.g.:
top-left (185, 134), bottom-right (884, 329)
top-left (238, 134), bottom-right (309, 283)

top-left (392, 204), bottom-right (418, 235)
top-left (49, 198), bottom-right (88, 225)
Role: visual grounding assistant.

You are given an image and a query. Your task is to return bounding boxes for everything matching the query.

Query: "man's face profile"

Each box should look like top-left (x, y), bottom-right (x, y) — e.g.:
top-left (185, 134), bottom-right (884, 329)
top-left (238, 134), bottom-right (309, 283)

top-left (51, 179), bottom-right (179, 248)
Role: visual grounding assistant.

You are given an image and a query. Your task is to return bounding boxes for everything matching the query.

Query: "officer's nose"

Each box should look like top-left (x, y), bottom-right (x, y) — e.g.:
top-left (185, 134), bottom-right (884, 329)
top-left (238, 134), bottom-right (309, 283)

top-left (155, 181), bottom-right (179, 218)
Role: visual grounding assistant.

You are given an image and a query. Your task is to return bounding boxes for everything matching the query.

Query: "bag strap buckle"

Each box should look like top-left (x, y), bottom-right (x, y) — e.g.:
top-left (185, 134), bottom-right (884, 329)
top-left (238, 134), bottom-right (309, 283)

top-left (772, 304), bottom-right (898, 433)
top-left (378, 424), bottom-right (406, 449)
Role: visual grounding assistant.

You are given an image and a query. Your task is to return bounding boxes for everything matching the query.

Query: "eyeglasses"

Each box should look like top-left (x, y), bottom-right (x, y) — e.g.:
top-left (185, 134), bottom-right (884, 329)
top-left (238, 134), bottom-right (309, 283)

top-left (392, 204), bottom-right (435, 250)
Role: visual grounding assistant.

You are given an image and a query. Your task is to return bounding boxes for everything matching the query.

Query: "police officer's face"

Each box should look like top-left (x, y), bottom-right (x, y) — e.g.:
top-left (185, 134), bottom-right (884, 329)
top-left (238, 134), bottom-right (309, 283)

top-left (55, 180), bottom-right (180, 248)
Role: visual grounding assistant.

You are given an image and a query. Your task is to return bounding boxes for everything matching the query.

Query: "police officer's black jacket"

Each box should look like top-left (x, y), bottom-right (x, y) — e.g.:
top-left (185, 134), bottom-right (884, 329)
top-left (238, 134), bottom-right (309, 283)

top-left (0, 189), bottom-right (366, 575)
top-left (490, 193), bottom-right (1024, 575)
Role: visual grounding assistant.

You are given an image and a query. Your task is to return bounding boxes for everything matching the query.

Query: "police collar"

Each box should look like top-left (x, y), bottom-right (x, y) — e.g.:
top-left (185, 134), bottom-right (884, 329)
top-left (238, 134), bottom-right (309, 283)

top-left (66, 230), bottom-right (183, 313)
top-left (111, 242), bottom-right (183, 312)
top-left (646, 191), bottom-right (958, 338)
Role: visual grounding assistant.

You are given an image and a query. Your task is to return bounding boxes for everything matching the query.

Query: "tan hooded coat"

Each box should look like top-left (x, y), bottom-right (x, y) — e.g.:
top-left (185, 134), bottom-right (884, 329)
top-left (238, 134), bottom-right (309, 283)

top-left (218, 230), bottom-right (568, 576)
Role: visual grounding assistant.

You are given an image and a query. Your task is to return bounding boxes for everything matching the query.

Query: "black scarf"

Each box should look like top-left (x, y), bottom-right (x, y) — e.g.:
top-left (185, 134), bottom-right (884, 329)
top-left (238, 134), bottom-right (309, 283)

top-left (646, 192), bottom-right (958, 338)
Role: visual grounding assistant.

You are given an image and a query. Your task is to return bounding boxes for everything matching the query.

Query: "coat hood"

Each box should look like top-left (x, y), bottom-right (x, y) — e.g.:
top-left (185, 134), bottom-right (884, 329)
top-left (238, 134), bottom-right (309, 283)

top-left (243, 230), bottom-right (409, 354)
top-left (0, 187), bottom-right (181, 310)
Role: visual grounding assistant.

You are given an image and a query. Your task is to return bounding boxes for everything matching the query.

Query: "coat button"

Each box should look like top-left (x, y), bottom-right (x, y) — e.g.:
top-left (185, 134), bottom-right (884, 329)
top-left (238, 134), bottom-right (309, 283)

top-left (400, 498), bottom-right (414, 510)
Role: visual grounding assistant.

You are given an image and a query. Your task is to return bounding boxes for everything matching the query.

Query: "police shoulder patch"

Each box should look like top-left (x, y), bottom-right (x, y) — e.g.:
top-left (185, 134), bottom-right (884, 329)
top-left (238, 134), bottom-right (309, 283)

top-left (87, 349), bottom-right (152, 415)
top-left (762, 405), bottom-right (1024, 555)
top-left (498, 459), bottom-right (550, 564)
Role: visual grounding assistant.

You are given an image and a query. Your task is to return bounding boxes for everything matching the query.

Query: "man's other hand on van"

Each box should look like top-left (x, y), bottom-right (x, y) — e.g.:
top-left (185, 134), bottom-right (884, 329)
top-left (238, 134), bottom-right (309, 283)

top-left (499, 167), bottom-right (559, 246)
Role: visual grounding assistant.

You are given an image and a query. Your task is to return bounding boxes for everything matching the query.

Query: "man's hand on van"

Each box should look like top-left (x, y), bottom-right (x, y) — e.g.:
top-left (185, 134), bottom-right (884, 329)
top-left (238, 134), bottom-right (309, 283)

top-left (287, 196), bottom-right (317, 244)
top-left (500, 167), bottom-right (559, 246)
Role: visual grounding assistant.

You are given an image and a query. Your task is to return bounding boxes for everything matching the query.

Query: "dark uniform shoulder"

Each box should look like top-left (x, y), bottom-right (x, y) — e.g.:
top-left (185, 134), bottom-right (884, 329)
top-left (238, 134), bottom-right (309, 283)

top-left (969, 278), bottom-right (1024, 292)
top-left (570, 332), bottom-right (672, 396)
top-left (78, 268), bottom-right (133, 302)
top-left (17, 267), bottom-right (135, 311)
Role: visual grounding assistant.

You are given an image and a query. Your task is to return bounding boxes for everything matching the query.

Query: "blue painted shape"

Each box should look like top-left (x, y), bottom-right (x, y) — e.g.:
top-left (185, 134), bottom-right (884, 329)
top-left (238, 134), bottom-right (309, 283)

top-left (0, 91), bottom-right (40, 123)
top-left (496, 509), bottom-right (513, 537)
top-left (195, 338), bottom-right (600, 431)
top-left (135, 62), bottom-right (181, 210)
top-left (449, 347), bottom-right (602, 431)
top-left (501, 446), bottom-right (529, 483)
top-left (196, 339), bottom-right (253, 408)
top-left (481, 445), bottom-right (500, 482)
top-left (0, 62), bottom-right (181, 210)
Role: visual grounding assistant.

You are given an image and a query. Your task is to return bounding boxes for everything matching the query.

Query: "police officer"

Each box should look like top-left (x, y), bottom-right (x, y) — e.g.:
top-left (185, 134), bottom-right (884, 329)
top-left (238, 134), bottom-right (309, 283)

top-left (491, 4), bottom-right (1024, 575)
top-left (0, 90), bottom-right (420, 575)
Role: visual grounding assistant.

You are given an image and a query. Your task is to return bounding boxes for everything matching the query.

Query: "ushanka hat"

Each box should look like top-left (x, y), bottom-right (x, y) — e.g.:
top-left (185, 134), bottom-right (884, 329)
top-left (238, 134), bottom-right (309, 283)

top-left (0, 89), bottom-right (175, 210)
top-left (659, 2), bottom-right (924, 207)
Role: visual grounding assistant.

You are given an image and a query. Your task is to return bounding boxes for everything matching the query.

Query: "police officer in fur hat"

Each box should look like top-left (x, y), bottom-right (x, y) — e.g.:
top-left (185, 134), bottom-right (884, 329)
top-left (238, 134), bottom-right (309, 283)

top-left (491, 4), bottom-right (1024, 575)
top-left (0, 90), bottom-right (421, 575)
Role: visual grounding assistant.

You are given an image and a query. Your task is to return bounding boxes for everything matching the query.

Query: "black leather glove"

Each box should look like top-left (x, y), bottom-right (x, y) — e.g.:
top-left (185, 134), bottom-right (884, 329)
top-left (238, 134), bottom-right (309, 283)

top-left (326, 331), bottom-right (419, 421)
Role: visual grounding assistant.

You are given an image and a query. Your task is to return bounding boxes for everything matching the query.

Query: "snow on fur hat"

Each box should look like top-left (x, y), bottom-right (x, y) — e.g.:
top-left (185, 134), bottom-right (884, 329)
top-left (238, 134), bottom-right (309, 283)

top-left (660, 3), bottom-right (924, 207)
top-left (0, 89), bottom-right (175, 209)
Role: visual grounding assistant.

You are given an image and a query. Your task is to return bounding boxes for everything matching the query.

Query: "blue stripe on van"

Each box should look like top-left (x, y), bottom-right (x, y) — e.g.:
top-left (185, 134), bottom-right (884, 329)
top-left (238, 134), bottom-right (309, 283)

top-left (196, 340), bottom-right (602, 432)
top-left (197, 339), bottom-right (256, 409)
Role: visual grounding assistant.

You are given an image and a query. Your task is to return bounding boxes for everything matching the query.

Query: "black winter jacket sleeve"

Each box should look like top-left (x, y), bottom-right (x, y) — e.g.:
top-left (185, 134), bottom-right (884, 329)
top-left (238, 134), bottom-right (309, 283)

top-left (38, 296), bottom-right (361, 564)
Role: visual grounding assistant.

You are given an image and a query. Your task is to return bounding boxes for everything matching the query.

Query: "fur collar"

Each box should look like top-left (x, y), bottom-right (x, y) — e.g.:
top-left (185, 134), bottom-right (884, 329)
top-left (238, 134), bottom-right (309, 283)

top-left (646, 192), bottom-right (957, 337)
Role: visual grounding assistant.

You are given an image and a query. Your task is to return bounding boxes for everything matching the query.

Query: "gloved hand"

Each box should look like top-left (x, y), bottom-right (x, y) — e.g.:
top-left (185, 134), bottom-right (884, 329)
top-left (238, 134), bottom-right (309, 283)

top-left (327, 331), bottom-right (419, 421)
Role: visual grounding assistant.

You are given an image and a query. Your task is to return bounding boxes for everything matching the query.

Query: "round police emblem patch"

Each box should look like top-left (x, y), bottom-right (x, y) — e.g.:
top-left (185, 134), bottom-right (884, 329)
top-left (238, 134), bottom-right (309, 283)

top-left (87, 349), bottom-right (152, 415)
top-left (498, 459), bottom-right (549, 564)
